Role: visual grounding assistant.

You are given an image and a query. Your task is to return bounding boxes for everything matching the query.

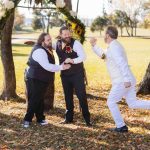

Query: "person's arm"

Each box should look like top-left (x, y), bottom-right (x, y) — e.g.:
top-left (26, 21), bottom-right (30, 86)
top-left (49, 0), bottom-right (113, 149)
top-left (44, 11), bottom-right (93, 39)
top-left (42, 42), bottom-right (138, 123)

top-left (92, 45), bottom-right (105, 59)
top-left (90, 37), bottom-right (105, 59)
top-left (110, 44), bottom-right (131, 83)
top-left (32, 48), bottom-right (65, 72)
top-left (64, 40), bottom-right (86, 64)
top-left (72, 40), bottom-right (86, 64)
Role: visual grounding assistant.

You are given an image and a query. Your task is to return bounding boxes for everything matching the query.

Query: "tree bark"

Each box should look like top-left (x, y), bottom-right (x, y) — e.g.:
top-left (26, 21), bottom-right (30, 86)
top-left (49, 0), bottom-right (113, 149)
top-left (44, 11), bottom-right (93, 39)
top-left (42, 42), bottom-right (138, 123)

top-left (100, 30), bottom-right (102, 36)
top-left (47, 16), bottom-right (50, 34)
top-left (125, 26), bottom-right (130, 36)
top-left (44, 74), bottom-right (55, 112)
top-left (131, 27), bottom-right (134, 37)
top-left (137, 63), bottom-right (150, 95)
top-left (0, 11), bottom-right (17, 100)
top-left (134, 23), bottom-right (137, 37)
top-left (41, 16), bottom-right (45, 32)
top-left (130, 24), bottom-right (134, 37)
top-left (43, 50), bottom-right (55, 111)
top-left (120, 27), bottom-right (123, 36)
top-left (64, 0), bottom-right (72, 10)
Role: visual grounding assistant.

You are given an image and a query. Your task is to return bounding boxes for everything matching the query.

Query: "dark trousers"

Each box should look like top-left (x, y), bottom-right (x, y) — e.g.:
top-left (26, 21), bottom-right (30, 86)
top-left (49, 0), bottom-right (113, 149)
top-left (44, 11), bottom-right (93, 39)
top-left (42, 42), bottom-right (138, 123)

top-left (61, 72), bottom-right (90, 123)
top-left (24, 77), bottom-right (48, 122)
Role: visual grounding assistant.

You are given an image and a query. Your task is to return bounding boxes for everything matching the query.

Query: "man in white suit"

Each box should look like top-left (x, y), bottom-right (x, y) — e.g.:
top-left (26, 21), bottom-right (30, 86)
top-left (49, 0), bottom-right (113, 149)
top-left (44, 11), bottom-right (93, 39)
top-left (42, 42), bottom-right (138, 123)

top-left (90, 26), bottom-right (150, 132)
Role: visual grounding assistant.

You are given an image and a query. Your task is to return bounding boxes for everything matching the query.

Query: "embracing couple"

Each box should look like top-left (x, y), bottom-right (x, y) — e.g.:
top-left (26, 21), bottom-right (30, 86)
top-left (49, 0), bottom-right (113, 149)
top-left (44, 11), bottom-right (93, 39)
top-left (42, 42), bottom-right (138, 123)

top-left (23, 26), bottom-right (150, 133)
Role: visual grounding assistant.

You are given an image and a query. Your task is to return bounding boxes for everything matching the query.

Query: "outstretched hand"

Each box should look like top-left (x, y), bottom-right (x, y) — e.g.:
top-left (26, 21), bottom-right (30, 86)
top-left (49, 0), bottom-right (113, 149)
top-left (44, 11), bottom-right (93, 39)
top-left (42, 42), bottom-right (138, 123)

top-left (89, 37), bottom-right (97, 47)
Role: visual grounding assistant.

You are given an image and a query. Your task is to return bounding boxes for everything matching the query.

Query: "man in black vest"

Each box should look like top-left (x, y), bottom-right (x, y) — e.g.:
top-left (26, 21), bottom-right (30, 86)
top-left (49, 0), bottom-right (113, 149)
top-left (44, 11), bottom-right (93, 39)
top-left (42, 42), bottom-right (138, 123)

top-left (55, 26), bottom-right (91, 126)
top-left (23, 33), bottom-right (71, 128)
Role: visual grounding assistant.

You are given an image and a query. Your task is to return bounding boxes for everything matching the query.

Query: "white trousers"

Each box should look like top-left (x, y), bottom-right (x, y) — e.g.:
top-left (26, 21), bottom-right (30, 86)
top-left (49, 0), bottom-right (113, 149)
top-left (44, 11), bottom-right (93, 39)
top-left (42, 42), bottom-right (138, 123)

top-left (107, 82), bottom-right (150, 128)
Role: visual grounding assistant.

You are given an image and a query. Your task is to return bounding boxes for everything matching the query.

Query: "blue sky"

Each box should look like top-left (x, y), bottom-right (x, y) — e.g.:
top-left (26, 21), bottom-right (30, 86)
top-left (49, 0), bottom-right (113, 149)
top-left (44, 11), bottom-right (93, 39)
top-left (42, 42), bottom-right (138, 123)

top-left (18, 0), bottom-right (109, 19)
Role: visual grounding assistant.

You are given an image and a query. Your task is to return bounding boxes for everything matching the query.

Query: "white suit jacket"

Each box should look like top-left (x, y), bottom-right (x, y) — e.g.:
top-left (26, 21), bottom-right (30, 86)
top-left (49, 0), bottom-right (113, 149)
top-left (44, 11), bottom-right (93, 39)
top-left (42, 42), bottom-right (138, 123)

top-left (92, 40), bottom-right (135, 84)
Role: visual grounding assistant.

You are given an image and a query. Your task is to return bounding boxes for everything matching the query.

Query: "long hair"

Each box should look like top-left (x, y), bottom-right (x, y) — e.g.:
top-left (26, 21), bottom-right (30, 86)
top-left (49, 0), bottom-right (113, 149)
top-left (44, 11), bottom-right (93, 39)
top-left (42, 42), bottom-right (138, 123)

top-left (37, 33), bottom-right (49, 45)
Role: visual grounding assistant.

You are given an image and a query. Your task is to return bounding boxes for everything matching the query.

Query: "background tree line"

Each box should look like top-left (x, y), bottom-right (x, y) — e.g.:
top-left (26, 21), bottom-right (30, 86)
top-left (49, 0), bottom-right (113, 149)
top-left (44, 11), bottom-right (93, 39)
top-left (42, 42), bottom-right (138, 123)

top-left (91, 0), bottom-right (150, 37)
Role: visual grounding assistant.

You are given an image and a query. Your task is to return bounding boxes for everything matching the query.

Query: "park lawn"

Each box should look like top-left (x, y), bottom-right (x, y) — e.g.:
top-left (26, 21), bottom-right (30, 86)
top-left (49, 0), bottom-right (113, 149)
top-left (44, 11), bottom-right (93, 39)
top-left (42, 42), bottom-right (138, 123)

top-left (0, 28), bottom-right (150, 149)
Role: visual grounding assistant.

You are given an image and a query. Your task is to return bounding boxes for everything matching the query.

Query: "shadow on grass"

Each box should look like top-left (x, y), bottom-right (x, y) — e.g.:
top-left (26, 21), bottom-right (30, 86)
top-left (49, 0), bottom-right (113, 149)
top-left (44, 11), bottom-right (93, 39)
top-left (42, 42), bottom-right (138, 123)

top-left (12, 43), bottom-right (33, 48)
top-left (0, 112), bottom-right (108, 149)
top-left (46, 105), bottom-right (150, 131)
top-left (86, 86), bottom-right (110, 101)
top-left (134, 36), bottom-right (150, 39)
top-left (12, 53), bottom-right (29, 57)
top-left (0, 111), bottom-right (150, 149)
top-left (87, 93), bottom-right (106, 101)
top-left (13, 96), bottom-right (26, 103)
top-left (0, 96), bottom-right (26, 104)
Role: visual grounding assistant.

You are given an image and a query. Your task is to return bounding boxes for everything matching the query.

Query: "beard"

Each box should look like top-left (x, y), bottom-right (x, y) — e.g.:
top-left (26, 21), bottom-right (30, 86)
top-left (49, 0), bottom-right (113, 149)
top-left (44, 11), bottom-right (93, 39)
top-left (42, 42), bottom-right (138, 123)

top-left (61, 37), bottom-right (71, 44)
top-left (43, 42), bottom-right (52, 50)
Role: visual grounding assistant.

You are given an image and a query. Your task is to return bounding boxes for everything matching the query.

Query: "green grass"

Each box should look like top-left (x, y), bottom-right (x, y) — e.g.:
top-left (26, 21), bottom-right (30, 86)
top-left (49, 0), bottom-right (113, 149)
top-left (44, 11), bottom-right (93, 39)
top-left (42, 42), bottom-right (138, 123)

top-left (1, 27), bottom-right (150, 92)
top-left (0, 27), bottom-right (150, 149)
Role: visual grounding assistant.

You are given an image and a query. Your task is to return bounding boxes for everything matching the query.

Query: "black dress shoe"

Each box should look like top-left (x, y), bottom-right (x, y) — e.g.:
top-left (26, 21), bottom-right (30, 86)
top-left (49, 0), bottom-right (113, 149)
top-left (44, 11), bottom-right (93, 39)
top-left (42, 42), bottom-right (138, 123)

top-left (111, 125), bottom-right (128, 133)
top-left (60, 120), bottom-right (73, 124)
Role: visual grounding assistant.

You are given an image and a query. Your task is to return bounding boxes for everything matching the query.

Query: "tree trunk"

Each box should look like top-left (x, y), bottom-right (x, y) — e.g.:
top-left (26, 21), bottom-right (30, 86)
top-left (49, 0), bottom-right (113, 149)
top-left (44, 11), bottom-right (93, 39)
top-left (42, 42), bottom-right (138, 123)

top-left (137, 63), bottom-right (150, 95)
top-left (43, 51), bottom-right (55, 111)
top-left (0, 11), bottom-right (17, 100)
top-left (134, 23), bottom-right (137, 37)
top-left (120, 27), bottom-right (123, 36)
top-left (125, 26), bottom-right (130, 36)
top-left (131, 25), bottom-right (134, 37)
top-left (64, 0), bottom-right (72, 10)
top-left (41, 16), bottom-right (45, 32)
top-left (47, 16), bottom-right (50, 34)
top-left (100, 30), bottom-right (102, 36)
top-left (44, 74), bottom-right (55, 111)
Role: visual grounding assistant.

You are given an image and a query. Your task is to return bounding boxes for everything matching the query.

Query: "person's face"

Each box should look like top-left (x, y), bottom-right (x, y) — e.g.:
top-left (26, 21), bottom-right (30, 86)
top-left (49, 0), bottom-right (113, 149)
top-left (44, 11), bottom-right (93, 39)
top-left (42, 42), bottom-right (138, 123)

top-left (43, 35), bottom-right (52, 49)
top-left (104, 33), bottom-right (109, 44)
top-left (60, 30), bottom-right (71, 44)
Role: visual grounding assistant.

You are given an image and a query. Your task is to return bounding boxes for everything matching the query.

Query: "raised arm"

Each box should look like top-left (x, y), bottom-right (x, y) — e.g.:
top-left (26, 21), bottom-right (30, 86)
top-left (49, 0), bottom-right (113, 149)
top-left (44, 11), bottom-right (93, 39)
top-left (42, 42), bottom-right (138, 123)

top-left (90, 37), bottom-right (105, 59)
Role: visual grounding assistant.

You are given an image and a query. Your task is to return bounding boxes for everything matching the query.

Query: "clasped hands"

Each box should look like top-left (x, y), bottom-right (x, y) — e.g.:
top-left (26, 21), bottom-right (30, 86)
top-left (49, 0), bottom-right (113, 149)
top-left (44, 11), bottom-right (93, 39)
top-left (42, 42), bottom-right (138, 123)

top-left (64, 58), bottom-right (74, 64)
top-left (62, 58), bottom-right (74, 70)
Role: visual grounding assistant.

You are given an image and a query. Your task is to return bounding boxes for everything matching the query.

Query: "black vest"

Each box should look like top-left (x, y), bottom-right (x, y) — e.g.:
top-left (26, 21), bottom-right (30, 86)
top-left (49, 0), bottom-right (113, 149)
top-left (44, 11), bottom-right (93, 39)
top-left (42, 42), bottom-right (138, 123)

top-left (26, 44), bottom-right (55, 83)
top-left (56, 38), bottom-right (84, 76)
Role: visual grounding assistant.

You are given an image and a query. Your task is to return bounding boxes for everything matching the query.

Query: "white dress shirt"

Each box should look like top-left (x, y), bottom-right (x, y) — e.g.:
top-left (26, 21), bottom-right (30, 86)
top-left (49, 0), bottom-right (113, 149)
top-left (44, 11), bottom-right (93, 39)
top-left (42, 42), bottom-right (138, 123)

top-left (92, 40), bottom-right (135, 84)
top-left (53, 40), bottom-right (86, 64)
top-left (32, 48), bottom-right (63, 72)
